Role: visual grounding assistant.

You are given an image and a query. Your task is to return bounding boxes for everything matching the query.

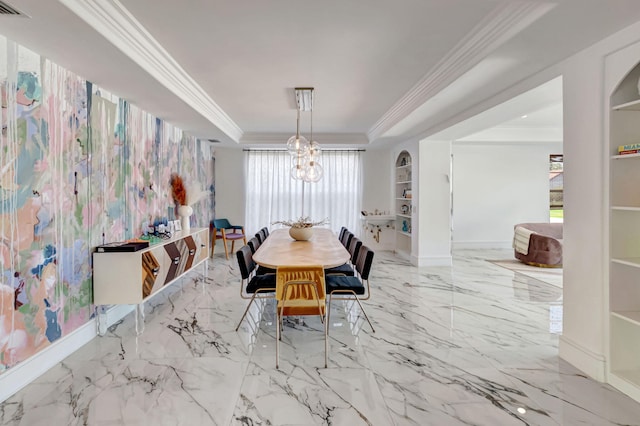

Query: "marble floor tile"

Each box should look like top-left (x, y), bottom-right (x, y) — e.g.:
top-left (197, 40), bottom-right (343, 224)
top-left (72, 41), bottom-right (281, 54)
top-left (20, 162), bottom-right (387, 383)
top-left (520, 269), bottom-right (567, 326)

top-left (2, 249), bottom-right (640, 426)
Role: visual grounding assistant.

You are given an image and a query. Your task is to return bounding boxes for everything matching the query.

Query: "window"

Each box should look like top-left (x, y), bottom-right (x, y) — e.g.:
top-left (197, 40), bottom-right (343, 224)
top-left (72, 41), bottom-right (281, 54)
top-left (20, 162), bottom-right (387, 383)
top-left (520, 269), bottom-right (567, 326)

top-left (245, 150), bottom-right (362, 235)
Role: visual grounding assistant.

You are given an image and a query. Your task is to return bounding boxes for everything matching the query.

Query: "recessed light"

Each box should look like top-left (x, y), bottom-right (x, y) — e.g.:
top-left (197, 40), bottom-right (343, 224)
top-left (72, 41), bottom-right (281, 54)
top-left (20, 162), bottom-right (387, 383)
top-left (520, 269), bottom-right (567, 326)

top-left (517, 407), bottom-right (527, 414)
top-left (521, 115), bottom-right (528, 119)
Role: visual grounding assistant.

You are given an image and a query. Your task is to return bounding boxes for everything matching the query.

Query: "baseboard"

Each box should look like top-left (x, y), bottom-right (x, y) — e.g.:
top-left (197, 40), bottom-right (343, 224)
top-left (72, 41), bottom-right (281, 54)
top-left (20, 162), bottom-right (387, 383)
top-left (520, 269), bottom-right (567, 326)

top-left (412, 254), bottom-right (453, 267)
top-left (452, 241), bottom-right (512, 250)
top-left (0, 304), bottom-right (134, 403)
top-left (559, 335), bottom-right (607, 382)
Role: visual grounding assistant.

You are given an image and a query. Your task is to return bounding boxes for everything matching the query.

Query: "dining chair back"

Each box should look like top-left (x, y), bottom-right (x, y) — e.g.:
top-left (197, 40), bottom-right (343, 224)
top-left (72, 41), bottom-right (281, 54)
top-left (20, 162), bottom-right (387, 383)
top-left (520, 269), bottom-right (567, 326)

top-left (212, 218), bottom-right (247, 259)
top-left (354, 245), bottom-right (374, 280)
top-left (338, 227), bottom-right (347, 241)
top-left (275, 265), bottom-right (327, 368)
top-left (348, 237), bottom-right (363, 265)
top-left (255, 232), bottom-right (263, 244)
top-left (235, 245), bottom-right (276, 331)
top-left (340, 231), bottom-right (353, 248)
top-left (247, 237), bottom-right (261, 254)
top-left (249, 234), bottom-right (276, 275)
top-left (259, 228), bottom-right (269, 243)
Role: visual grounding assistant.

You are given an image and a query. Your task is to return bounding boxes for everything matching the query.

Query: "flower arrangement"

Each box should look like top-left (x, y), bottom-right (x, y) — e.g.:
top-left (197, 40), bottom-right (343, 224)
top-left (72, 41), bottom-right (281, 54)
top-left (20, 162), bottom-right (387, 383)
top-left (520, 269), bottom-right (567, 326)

top-left (170, 173), bottom-right (187, 206)
top-left (170, 173), bottom-right (208, 206)
top-left (272, 216), bottom-right (329, 229)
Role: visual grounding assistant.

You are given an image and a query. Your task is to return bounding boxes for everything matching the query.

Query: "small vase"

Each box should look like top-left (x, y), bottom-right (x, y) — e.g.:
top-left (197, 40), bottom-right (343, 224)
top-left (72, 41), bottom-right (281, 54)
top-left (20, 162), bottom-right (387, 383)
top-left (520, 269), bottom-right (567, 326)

top-left (177, 205), bottom-right (193, 232)
top-left (289, 226), bottom-right (313, 241)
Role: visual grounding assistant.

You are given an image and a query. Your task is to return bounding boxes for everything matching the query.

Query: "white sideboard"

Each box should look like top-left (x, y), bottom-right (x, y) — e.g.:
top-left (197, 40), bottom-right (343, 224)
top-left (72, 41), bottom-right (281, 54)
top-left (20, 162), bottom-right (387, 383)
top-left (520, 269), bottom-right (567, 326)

top-left (93, 228), bottom-right (209, 333)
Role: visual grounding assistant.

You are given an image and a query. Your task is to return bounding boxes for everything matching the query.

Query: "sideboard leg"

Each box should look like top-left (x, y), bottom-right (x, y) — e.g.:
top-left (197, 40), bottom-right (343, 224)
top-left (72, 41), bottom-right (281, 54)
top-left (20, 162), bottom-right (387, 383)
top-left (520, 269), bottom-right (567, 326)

top-left (135, 302), bottom-right (145, 335)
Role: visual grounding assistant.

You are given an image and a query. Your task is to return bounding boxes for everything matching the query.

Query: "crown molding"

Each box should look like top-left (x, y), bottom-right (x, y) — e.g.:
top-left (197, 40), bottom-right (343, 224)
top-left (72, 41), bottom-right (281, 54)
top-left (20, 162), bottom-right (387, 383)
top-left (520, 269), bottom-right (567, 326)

top-left (59, 0), bottom-right (243, 142)
top-left (240, 132), bottom-right (369, 145)
top-left (367, 0), bottom-right (556, 142)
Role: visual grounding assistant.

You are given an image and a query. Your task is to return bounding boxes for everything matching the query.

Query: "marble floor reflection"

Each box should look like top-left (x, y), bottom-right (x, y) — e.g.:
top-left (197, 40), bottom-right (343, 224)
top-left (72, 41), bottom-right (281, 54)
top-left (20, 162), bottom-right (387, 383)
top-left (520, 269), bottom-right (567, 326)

top-left (2, 249), bottom-right (640, 425)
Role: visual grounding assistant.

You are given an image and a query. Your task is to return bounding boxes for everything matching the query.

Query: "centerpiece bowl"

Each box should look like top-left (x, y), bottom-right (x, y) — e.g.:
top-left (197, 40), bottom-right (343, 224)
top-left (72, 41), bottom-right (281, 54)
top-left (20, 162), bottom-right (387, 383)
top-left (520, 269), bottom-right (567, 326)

top-left (289, 226), bottom-right (314, 241)
top-left (272, 217), bottom-right (329, 242)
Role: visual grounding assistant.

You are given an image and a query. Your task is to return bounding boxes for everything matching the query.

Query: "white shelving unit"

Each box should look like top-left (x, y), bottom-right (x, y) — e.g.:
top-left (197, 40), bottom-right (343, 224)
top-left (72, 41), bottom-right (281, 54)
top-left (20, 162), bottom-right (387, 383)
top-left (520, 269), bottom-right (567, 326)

top-left (608, 62), bottom-right (640, 402)
top-left (395, 151), bottom-right (412, 257)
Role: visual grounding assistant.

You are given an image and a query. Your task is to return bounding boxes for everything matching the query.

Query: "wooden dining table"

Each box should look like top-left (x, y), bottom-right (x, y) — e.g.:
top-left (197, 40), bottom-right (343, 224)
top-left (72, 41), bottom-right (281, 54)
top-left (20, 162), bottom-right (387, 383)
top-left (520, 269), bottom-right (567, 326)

top-left (253, 228), bottom-right (349, 269)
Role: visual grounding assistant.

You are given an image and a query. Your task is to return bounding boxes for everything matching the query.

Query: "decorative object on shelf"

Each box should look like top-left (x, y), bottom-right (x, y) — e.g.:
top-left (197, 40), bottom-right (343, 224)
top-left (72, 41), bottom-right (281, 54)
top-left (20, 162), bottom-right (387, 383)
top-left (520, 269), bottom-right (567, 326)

top-left (401, 204), bottom-right (409, 214)
top-left (288, 87), bottom-right (323, 183)
top-left (400, 157), bottom-right (407, 166)
top-left (170, 173), bottom-right (209, 232)
top-left (272, 216), bottom-right (329, 241)
top-left (402, 220), bottom-right (409, 233)
top-left (404, 189), bottom-right (412, 199)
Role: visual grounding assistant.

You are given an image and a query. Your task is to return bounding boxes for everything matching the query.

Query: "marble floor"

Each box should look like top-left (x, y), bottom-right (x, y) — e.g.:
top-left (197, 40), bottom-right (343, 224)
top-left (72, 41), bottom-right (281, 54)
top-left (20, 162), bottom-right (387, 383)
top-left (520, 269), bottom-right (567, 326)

top-left (2, 249), bottom-right (640, 425)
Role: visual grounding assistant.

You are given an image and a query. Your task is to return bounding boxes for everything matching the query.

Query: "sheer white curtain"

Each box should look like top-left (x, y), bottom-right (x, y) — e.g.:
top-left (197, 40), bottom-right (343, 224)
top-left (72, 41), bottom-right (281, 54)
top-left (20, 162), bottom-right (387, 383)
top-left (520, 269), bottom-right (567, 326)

top-left (244, 150), bottom-right (362, 236)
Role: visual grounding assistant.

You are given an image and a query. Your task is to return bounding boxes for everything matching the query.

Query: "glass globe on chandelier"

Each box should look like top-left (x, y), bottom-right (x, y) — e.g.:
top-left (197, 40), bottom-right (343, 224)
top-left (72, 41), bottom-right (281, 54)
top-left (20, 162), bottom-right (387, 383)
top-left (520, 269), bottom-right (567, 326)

top-left (288, 87), bottom-right (323, 182)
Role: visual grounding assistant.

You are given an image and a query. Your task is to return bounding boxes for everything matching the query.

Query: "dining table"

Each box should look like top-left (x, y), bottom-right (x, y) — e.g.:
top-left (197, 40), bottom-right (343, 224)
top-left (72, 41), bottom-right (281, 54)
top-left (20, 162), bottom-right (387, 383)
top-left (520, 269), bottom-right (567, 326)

top-left (253, 228), bottom-right (349, 269)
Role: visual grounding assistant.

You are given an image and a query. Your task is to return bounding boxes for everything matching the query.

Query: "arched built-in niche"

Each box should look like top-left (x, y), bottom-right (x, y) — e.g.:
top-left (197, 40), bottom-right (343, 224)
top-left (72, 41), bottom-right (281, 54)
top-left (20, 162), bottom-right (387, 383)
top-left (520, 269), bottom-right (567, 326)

top-left (395, 151), bottom-right (412, 257)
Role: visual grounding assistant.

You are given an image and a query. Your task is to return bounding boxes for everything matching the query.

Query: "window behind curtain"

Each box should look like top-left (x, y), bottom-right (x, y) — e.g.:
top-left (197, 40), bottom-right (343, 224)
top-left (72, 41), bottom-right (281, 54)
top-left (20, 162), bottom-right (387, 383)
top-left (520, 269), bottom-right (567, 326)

top-left (244, 150), bottom-right (362, 235)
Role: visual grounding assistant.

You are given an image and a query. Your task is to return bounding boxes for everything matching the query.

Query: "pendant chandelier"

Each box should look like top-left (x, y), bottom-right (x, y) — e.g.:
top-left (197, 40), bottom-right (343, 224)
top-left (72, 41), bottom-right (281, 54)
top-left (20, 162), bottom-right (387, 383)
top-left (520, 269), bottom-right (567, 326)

top-left (287, 87), bottom-right (323, 182)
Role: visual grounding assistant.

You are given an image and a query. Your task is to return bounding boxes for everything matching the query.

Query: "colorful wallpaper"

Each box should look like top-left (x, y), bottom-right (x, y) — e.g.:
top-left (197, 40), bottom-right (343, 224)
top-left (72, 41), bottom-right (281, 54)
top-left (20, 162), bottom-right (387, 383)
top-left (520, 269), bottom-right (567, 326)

top-left (0, 37), bottom-right (214, 374)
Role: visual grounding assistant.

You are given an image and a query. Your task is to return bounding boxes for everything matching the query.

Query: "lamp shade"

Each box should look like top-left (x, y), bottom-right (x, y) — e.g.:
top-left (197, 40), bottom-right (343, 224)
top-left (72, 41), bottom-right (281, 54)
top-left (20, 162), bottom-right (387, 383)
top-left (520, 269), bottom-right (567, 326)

top-left (290, 164), bottom-right (307, 180)
top-left (286, 135), bottom-right (309, 156)
top-left (304, 160), bottom-right (324, 183)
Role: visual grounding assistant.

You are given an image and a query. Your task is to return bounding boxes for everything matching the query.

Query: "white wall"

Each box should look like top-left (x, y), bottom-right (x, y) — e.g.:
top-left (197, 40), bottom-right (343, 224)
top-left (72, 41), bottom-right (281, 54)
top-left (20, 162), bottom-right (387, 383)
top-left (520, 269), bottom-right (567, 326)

top-left (418, 140), bottom-right (453, 265)
top-left (360, 148), bottom-right (394, 249)
top-left (561, 50), bottom-right (608, 381)
top-left (452, 141), bottom-right (562, 249)
top-left (214, 147), bottom-right (246, 227)
top-left (361, 149), bottom-right (392, 214)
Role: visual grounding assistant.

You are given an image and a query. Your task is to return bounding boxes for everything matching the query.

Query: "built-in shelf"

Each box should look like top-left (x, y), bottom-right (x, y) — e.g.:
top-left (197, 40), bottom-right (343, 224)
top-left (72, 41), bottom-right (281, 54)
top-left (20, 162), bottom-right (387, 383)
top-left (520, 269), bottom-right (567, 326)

top-left (608, 59), bottom-right (640, 404)
top-left (395, 151), bottom-right (413, 255)
top-left (611, 206), bottom-right (640, 211)
top-left (612, 98), bottom-right (640, 111)
top-left (612, 311), bottom-right (640, 327)
top-left (611, 257), bottom-right (640, 268)
top-left (612, 152), bottom-right (640, 159)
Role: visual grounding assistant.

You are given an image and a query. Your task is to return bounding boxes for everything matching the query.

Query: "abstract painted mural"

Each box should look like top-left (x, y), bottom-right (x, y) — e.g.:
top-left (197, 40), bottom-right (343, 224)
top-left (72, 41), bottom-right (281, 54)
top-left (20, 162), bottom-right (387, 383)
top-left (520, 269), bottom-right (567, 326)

top-left (0, 36), bottom-right (214, 374)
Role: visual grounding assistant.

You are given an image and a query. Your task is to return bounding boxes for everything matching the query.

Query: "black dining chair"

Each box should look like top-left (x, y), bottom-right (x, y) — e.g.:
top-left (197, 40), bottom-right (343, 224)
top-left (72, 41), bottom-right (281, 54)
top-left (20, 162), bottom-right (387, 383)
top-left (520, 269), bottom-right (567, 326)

top-left (325, 245), bottom-right (375, 334)
top-left (247, 236), bottom-right (261, 254)
top-left (259, 228), bottom-right (269, 243)
top-left (235, 245), bottom-right (276, 331)
top-left (340, 231), bottom-right (354, 249)
top-left (338, 227), bottom-right (348, 242)
top-left (261, 227), bottom-right (270, 239)
top-left (324, 237), bottom-right (362, 276)
top-left (249, 235), bottom-right (276, 275)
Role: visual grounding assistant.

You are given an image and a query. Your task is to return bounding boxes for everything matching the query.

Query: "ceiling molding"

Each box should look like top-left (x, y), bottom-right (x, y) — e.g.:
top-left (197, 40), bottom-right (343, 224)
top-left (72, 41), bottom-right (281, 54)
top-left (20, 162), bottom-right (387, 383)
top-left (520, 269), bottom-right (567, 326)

top-left (367, 0), bottom-right (556, 142)
top-left (240, 132), bottom-right (369, 145)
top-left (58, 0), bottom-right (243, 142)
